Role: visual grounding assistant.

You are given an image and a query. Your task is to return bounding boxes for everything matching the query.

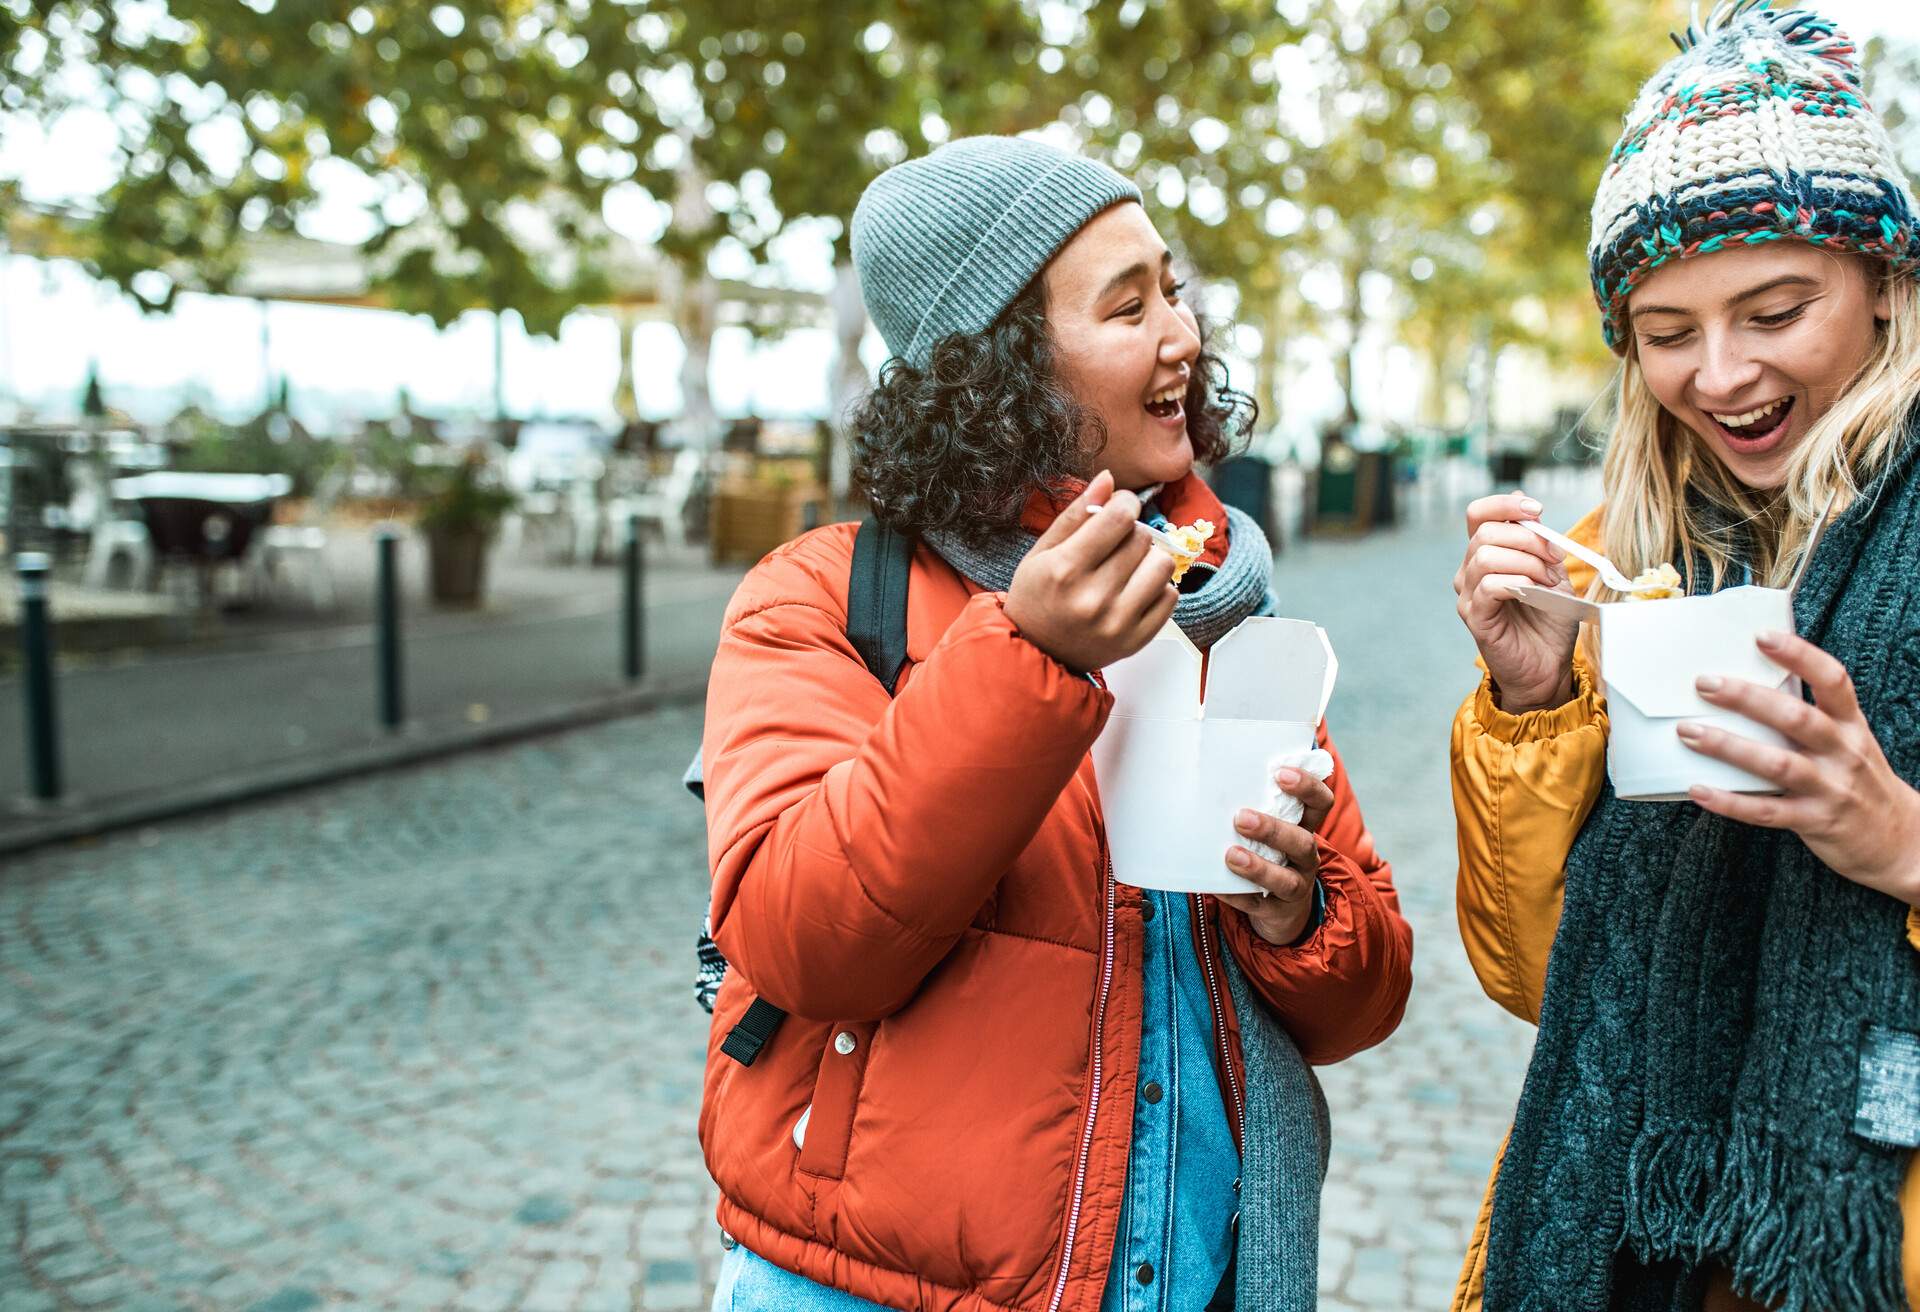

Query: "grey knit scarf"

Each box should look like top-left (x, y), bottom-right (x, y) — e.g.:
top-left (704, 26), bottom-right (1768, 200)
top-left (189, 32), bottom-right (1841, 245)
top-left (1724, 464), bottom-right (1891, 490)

top-left (924, 503), bottom-right (1276, 650)
top-left (1222, 949), bottom-right (1332, 1312)
top-left (1486, 431), bottom-right (1920, 1312)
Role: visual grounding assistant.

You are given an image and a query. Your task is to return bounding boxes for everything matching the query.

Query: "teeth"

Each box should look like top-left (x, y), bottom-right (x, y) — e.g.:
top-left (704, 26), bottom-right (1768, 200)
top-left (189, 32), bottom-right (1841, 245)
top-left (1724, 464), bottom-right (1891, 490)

top-left (1147, 385), bottom-right (1183, 406)
top-left (1711, 398), bottom-right (1786, 427)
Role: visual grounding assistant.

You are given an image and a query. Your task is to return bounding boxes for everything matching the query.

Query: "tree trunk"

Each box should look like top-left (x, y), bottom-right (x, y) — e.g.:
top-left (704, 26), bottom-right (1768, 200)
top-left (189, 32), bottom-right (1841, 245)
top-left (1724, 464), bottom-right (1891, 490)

top-left (612, 310), bottom-right (639, 423)
top-left (827, 257), bottom-right (869, 503)
top-left (1465, 318), bottom-right (1494, 458)
top-left (666, 143), bottom-right (720, 452)
top-left (1255, 294), bottom-right (1283, 444)
top-left (668, 265), bottom-right (719, 450)
top-left (1339, 261), bottom-right (1366, 429)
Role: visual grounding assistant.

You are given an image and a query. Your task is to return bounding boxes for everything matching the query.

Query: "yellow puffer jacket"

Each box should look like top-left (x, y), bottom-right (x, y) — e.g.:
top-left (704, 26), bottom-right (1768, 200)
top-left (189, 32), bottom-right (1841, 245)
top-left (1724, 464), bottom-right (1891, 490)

top-left (1449, 507), bottom-right (1920, 1312)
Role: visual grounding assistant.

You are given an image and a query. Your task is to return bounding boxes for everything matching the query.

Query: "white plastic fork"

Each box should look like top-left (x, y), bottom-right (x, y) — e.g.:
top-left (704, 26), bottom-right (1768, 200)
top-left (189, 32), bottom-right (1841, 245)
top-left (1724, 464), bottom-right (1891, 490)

top-left (1516, 518), bottom-right (1639, 593)
top-left (1085, 504), bottom-right (1188, 554)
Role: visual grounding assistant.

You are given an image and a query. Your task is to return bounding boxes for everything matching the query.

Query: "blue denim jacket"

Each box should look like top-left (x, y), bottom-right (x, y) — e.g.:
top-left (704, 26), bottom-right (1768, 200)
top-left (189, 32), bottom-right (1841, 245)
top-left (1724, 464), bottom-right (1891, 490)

top-left (712, 888), bottom-right (1243, 1312)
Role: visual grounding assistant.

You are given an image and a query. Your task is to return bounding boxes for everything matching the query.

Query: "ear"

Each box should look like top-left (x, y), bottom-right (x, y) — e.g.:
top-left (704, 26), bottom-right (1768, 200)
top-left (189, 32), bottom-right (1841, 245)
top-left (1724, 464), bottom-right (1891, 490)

top-left (1873, 275), bottom-right (1893, 323)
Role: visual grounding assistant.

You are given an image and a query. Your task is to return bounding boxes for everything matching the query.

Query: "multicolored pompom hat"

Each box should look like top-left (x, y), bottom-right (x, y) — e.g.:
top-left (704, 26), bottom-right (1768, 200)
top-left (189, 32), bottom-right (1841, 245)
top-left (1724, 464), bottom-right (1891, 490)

top-left (1589, 0), bottom-right (1920, 353)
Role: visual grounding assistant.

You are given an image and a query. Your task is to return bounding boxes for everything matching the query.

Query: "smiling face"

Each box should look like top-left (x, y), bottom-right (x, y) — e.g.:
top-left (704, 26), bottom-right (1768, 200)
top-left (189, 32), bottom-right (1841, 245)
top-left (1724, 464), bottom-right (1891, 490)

top-left (1627, 243), bottom-right (1890, 490)
top-left (1040, 203), bottom-right (1203, 492)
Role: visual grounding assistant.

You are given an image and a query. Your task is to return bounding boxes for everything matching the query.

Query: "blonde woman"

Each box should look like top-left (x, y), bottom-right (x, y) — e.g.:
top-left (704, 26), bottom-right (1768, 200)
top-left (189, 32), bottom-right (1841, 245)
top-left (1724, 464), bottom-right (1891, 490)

top-left (1449, 3), bottom-right (1920, 1310)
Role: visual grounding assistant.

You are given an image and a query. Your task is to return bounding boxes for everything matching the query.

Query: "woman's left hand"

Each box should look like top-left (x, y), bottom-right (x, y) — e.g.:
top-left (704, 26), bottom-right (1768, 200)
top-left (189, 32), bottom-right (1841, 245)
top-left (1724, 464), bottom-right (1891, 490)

top-left (1680, 629), bottom-right (1920, 906)
top-left (1219, 767), bottom-right (1337, 945)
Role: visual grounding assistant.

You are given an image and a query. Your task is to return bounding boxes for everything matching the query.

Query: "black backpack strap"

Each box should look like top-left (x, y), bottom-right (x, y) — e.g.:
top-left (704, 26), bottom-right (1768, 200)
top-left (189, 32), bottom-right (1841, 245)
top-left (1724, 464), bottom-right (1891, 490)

top-left (719, 996), bottom-right (788, 1066)
top-left (846, 517), bottom-right (914, 693)
top-left (719, 516), bottom-right (914, 1066)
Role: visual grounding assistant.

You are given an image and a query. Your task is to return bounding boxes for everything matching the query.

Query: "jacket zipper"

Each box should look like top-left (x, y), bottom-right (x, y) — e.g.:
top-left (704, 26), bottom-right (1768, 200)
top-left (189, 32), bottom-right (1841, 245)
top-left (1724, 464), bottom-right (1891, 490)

top-left (1192, 894), bottom-right (1247, 1148)
top-left (1046, 853), bottom-right (1117, 1312)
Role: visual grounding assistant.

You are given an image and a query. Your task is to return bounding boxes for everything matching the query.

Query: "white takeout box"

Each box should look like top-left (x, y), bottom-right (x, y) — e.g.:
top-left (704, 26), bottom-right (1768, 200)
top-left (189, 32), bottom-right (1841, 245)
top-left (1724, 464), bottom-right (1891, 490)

top-left (1508, 583), bottom-right (1798, 801)
top-left (1092, 617), bottom-right (1337, 893)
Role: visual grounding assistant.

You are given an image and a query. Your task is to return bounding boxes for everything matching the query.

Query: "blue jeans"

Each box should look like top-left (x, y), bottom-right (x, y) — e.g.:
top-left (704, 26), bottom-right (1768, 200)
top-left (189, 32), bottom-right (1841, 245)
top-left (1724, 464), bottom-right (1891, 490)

top-left (711, 1243), bottom-right (898, 1312)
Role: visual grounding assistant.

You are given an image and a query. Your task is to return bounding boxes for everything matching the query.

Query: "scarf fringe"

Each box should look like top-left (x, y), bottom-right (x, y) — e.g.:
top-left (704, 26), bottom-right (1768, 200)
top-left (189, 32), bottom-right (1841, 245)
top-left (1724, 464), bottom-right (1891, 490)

top-left (1622, 1124), bottom-right (1907, 1312)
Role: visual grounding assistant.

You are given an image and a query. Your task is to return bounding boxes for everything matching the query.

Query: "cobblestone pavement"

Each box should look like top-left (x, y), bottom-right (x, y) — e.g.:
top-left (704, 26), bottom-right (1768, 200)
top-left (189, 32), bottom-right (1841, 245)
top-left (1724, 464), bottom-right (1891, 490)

top-left (0, 475), bottom-right (1600, 1311)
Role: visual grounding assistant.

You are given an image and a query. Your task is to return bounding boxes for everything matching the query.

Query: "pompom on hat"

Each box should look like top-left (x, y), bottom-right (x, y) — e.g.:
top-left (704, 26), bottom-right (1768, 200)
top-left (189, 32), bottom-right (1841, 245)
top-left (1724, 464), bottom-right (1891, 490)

top-left (850, 136), bottom-right (1141, 370)
top-left (1589, 0), bottom-right (1920, 353)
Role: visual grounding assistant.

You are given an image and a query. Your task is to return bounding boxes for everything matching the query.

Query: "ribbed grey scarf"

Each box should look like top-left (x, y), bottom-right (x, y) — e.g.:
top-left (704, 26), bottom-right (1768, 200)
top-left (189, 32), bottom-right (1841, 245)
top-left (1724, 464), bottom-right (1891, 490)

top-left (1486, 432), bottom-right (1920, 1312)
top-left (1223, 950), bottom-right (1332, 1312)
top-left (924, 503), bottom-right (1276, 650)
top-left (930, 501), bottom-right (1329, 1309)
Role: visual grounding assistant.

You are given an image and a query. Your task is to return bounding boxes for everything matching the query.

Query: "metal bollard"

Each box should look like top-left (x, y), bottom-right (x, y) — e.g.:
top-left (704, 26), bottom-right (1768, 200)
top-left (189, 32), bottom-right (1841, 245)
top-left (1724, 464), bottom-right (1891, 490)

top-left (623, 514), bottom-right (645, 682)
top-left (16, 552), bottom-right (63, 801)
top-left (375, 529), bottom-right (403, 730)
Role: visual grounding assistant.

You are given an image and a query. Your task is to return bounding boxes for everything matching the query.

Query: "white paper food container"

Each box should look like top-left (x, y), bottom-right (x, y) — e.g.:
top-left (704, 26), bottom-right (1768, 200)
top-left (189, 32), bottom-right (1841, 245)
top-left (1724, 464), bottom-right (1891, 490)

top-left (1091, 617), bottom-right (1338, 892)
top-left (1508, 583), bottom-right (1798, 801)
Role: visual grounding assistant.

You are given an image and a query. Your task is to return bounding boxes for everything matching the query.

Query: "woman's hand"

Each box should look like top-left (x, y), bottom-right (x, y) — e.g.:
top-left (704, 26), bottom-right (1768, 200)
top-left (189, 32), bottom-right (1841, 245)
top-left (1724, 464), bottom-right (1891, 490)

top-left (1004, 469), bottom-right (1178, 673)
top-left (1217, 767), bottom-right (1337, 945)
top-left (1680, 629), bottom-right (1920, 907)
top-left (1453, 491), bottom-right (1581, 712)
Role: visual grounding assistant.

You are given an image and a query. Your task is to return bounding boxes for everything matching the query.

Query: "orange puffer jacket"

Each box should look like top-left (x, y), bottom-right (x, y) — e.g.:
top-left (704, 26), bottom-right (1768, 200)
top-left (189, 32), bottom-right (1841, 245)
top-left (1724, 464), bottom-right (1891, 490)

top-left (699, 477), bottom-right (1413, 1312)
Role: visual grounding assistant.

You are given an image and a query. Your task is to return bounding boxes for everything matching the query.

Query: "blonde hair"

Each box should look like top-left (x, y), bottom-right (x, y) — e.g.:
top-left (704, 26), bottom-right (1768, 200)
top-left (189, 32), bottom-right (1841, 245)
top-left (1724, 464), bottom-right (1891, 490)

top-left (1595, 264), bottom-right (1920, 600)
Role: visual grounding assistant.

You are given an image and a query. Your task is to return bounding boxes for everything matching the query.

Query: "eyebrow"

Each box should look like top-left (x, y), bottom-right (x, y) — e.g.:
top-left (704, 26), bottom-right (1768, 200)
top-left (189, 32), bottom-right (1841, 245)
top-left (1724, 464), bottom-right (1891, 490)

top-left (1095, 250), bottom-right (1173, 305)
top-left (1629, 274), bottom-right (1822, 320)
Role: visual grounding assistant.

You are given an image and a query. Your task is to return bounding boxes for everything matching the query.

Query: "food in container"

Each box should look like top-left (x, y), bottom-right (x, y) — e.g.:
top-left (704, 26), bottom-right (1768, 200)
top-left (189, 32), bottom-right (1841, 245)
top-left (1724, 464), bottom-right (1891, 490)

top-left (1159, 518), bottom-right (1213, 583)
top-left (1626, 562), bottom-right (1684, 600)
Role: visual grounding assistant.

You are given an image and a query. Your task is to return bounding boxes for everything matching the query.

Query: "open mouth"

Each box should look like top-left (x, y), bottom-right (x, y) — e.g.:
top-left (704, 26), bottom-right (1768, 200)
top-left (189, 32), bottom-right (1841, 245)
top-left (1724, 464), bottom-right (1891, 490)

top-left (1144, 382), bottom-right (1185, 422)
top-left (1708, 396), bottom-right (1794, 449)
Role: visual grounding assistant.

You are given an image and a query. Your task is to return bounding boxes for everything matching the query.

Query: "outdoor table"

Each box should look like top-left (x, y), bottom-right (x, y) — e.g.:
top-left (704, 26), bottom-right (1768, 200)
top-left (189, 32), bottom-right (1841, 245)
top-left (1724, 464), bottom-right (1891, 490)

top-left (111, 472), bottom-right (292, 605)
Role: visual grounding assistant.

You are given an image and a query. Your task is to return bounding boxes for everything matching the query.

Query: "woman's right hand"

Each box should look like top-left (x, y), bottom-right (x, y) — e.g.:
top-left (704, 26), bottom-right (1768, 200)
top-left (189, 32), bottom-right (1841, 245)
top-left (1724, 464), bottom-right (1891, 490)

top-left (1005, 469), bottom-right (1178, 673)
top-left (1453, 491), bottom-right (1580, 713)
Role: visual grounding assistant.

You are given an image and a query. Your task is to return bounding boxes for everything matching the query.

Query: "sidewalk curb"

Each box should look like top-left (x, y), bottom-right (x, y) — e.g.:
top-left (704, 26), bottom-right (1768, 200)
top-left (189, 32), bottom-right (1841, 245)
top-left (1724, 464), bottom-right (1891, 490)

top-left (0, 679), bottom-right (709, 859)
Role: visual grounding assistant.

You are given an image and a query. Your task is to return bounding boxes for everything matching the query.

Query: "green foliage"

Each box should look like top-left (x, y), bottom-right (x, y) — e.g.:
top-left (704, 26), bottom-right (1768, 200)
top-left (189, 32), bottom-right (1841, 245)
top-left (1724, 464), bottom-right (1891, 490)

top-left (168, 413), bottom-right (340, 498)
top-left (2, 0), bottom-right (1673, 418)
top-left (4, 0), bottom-right (636, 333)
top-left (414, 451), bottom-right (516, 535)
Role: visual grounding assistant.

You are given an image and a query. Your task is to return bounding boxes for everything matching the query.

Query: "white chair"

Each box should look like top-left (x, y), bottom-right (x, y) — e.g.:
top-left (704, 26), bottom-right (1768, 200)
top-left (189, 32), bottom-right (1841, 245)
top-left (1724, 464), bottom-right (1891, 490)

top-left (253, 466), bottom-right (343, 609)
top-left (84, 517), bottom-right (156, 590)
top-left (567, 473), bottom-right (605, 565)
top-left (608, 448), bottom-right (703, 549)
top-left (74, 460), bottom-right (155, 590)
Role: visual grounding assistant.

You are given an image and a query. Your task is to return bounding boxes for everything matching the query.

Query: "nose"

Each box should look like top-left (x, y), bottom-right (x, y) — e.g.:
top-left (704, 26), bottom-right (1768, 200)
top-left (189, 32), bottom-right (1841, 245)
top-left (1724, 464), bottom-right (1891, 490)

top-left (1160, 302), bottom-right (1202, 368)
top-left (1692, 328), bottom-right (1763, 406)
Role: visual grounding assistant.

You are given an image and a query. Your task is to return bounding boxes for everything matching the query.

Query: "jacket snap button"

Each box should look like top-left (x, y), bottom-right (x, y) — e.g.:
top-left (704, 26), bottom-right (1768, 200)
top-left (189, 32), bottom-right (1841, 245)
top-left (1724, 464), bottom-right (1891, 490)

top-left (833, 1031), bottom-right (857, 1055)
top-left (1140, 899), bottom-right (1155, 922)
top-left (1141, 1081), bottom-right (1163, 1104)
top-left (1136, 1262), bottom-right (1154, 1285)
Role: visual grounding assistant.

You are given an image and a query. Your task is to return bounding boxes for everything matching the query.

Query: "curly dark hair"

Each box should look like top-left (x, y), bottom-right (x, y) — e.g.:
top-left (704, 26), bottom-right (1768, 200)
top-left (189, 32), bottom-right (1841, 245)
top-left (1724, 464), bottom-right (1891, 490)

top-left (849, 278), bottom-right (1256, 547)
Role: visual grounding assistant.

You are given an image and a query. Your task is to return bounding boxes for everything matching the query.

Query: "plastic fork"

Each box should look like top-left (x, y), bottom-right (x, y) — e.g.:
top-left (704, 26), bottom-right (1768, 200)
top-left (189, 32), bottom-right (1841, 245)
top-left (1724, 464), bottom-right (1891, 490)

top-left (1085, 504), bottom-right (1188, 554)
top-left (1516, 518), bottom-right (1639, 593)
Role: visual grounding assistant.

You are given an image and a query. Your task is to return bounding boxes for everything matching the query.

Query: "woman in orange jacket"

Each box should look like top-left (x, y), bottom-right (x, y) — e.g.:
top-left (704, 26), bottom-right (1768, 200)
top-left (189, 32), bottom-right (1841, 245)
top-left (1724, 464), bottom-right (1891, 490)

top-left (1449, 5), bottom-right (1920, 1311)
top-left (699, 136), bottom-right (1412, 1312)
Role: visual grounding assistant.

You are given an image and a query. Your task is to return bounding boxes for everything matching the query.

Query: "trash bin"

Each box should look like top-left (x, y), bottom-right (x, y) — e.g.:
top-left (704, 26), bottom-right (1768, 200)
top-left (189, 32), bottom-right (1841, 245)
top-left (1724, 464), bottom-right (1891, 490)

top-left (1489, 451), bottom-right (1529, 485)
top-left (1355, 451), bottom-right (1397, 529)
top-left (1208, 454), bottom-right (1276, 545)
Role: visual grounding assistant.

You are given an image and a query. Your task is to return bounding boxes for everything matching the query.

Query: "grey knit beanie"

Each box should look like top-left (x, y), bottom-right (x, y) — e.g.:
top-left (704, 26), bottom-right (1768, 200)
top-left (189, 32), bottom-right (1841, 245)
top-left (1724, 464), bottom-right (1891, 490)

top-left (850, 135), bottom-right (1142, 370)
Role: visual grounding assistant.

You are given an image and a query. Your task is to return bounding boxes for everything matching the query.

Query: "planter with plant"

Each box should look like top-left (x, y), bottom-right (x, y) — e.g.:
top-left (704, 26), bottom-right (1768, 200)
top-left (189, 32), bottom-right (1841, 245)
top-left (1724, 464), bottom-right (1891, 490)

top-left (709, 461), bottom-right (825, 564)
top-left (416, 452), bottom-right (516, 606)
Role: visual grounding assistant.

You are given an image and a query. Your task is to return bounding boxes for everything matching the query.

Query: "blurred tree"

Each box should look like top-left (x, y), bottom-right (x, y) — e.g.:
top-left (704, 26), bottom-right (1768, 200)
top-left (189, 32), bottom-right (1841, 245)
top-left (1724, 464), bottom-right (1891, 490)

top-left (2, 0), bottom-right (1668, 455)
top-left (1063, 0), bottom-right (1663, 435)
top-left (0, 1), bottom-right (641, 337)
top-left (636, 2), bottom-right (1071, 479)
top-left (1866, 37), bottom-right (1920, 181)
